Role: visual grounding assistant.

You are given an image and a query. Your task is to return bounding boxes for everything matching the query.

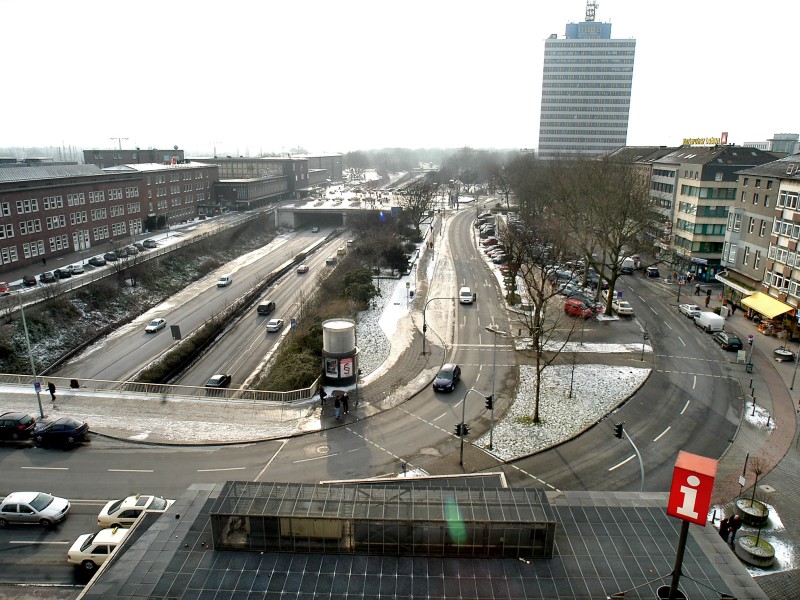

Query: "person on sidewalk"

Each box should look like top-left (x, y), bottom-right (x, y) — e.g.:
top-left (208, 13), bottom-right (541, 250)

top-left (729, 515), bottom-right (742, 545)
top-left (718, 517), bottom-right (730, 541)
top-left (695, 283), bottom-right (701, 296)
top-left (705, 294), bottom-right (710, 308)
top-left (334, 396), bottom-right (341, 420)
top-left (47, 381), bottom-right (56, 401)
top-left (318, 386), bottom-right (326, 406)
top-left (341, 392), bottom-right (349, 415)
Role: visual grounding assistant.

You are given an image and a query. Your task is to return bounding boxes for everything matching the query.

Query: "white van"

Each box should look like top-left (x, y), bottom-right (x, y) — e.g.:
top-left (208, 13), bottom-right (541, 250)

top-left (459, 287), bottom-right (474, 304)
top-left (694, 311), bottom-right (724, 332)
top-left (217, 274), bottom-right (233, 287)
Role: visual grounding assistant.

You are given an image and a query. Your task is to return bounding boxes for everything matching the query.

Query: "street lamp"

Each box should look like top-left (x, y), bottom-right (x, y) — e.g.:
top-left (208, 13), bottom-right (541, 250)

top-left (459, 387), bottom-right (491, 466)
top-left (422, 297), bottom-right (455, 355)
top-left (485, 325), bottom-right (510, 450)
top-left (17, 292), bottom-right (44, 418)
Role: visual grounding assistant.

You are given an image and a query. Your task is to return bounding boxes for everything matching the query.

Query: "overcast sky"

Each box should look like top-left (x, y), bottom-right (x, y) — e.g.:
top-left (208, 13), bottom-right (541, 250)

top-left (2, 0), bottom-right (795, 156)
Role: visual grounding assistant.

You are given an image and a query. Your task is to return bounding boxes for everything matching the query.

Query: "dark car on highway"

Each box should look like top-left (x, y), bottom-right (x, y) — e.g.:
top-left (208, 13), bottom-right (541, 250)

top-left (34, 417), bottom-right (89, 445)
top-left (205, 373), bottom-right (232, 388)
top-left (0, 412), bottom-right (36, 440)
top-left (432, 363), bottom-right (461, 393)
top-left (712, 331), bottom-right (743, 351)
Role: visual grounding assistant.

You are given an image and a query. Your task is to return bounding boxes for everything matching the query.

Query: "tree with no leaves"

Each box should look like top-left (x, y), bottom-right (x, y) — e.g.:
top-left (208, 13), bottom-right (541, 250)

top-left (396, 175), bottom-right (439, 239)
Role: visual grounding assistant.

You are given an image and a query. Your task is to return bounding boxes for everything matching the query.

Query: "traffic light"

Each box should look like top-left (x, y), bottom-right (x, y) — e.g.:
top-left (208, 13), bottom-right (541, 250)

top-left (455, 423), bottom-right (463, 436)
top-left (485, 395), bottom-right (493, 410)
top-left (462, 424), bottom-right (470, 435)
top-left (614, 422), bottom-right (624, 439)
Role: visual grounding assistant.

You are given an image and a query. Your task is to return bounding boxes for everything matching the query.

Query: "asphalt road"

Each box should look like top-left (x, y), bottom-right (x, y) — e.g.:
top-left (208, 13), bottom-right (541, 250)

top-left (0, 208), bottom-right (743, 589)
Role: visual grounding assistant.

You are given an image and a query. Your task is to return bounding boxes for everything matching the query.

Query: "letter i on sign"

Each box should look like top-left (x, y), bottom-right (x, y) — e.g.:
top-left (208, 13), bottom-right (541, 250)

top-left (675, 475), bottom-right (701, 520)
top-left (667, 451), bottom-right (717, 526)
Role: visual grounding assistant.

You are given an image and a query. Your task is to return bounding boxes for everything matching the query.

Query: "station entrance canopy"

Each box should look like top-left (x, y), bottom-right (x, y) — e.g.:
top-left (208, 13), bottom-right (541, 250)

top-left (741, 292), bottom-right (794, 320)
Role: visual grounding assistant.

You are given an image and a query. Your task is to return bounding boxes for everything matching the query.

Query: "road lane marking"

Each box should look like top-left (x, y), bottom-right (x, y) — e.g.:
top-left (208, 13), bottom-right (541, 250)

top-left (255, 440), bottom-right (288, 481)
top-left (432, 413), bottom-right (446, 422)
top-left (653, 427), bottom-right (671, 442)
top-left (665, 322), bottom-right (673, 330)
top-left (107, 469), bottom-right (154, 473)
top-left (9, 540), bottom-right (70, 545)
top-left (693, 375), bottom-right (697, 389)
top-left (197, 467), bottom-right (247, 472)
top-left (681, 400), bottom-right (691, 415)
top-left (650, 306), bottom-right (658, 314)
top-left (21, 466), bottom-right (68, 470)
top-left (639, 295), bottom-right (645, 302)
top-left (609, 455), bottom-right (635, 471)
top-left (678, 336), bottom-right (686, 347)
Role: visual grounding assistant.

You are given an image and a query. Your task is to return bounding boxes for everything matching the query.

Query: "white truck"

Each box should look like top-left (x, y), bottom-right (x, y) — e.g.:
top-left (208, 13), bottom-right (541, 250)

top-left (619, 257), bottom-right (635, 274)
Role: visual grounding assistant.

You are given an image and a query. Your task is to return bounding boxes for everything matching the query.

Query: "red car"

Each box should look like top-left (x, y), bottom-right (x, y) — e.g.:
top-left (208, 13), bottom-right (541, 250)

top-left (564, 299), bottom-right (595, 319)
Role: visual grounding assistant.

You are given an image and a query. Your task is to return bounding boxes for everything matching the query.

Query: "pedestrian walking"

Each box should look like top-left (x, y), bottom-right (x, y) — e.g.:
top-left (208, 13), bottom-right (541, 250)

top-left (718, 517), bottom-right (729, 541)
top-left (47, 381), bottom-right (56, 401)
top-left (729, 515), bottom-right (742, 544)
top-left (705, 295), bottom-right (710, 308)
top-left (334, 396), bottom-right (341, 420)
top-left (341, 392), bottom-right (349, 415)
top-left (695, 283), bottom-right (701, 296)
top-left (318, 386), bottom-right (327, 405)
top-left (730, 303), bottom-right (736, 316)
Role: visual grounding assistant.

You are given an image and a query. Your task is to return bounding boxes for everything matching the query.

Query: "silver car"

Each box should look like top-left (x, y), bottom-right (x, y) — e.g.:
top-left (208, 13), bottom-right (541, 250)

top-left (0, 491), bottom-right (70, 527)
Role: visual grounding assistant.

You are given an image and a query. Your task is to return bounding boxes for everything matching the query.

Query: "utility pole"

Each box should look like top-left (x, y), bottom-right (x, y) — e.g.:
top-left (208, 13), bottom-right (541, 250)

top-left (110, 137), bottom-right (128, 150)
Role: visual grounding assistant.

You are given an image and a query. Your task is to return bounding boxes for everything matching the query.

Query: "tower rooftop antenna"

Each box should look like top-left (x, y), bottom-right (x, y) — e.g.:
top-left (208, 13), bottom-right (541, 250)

top-left (585, 0), bottom-right (599, 22)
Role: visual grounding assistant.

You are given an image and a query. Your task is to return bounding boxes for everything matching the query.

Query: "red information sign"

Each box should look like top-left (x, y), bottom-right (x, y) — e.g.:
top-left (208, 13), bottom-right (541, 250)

top-left (667, 451), bottom-right (718, 526)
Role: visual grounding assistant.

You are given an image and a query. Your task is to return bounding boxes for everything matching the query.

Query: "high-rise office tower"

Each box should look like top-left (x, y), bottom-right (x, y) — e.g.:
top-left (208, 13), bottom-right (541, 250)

top-left (537, 1), bottom-right (636, 160)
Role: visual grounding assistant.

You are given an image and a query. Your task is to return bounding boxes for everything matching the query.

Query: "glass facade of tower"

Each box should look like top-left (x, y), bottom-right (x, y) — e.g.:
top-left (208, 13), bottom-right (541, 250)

top-left (537, 21), bottom-right (636, 160)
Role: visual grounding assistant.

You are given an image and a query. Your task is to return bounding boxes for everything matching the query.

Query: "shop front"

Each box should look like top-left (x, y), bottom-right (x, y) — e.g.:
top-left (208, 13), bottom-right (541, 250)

top-left (740, 292), bottom-right (796, 341)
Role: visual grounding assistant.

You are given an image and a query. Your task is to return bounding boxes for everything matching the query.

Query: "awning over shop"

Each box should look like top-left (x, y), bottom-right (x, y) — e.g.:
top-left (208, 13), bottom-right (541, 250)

top-left (741, 292), bottom-right (795, 320)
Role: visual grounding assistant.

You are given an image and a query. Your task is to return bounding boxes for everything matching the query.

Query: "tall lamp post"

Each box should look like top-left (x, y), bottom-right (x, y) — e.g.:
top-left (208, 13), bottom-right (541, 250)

top-left (422, 297), bottom-right (455, 355)
top-left (18, 293), bottom-right (44, 418)
top-left (485, 325), bottom-right (511, 450)
top-left (459, 387), bottom-right (491, 467)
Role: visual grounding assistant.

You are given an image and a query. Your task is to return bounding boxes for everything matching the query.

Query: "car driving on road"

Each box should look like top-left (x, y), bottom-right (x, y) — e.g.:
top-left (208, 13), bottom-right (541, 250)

top-left (97, 494), bottom-right (174, 528)
top-left (145, 318), bottom-right (167, 333)
top-left (0, 491), bottom-right (70, 527)
top-left (432, 363), bottom-right (461, 393)
top-left (266, 318), bottom-right (284, 332)
top-left (205, 373), bottom-right (231, 388)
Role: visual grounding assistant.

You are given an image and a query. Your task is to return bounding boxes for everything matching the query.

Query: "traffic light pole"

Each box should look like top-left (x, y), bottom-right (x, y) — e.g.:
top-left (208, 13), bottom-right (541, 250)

top-left (614, 422), bottom-right (645, 492)
top-left (459, 388), bottom-right (490, 467)
top-left (422, 297), bottom-right (455, 356)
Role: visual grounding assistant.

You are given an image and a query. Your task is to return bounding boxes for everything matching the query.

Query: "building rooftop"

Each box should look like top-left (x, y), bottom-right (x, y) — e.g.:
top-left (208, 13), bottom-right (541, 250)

top-left (0, 164), bottom-right (103, 183)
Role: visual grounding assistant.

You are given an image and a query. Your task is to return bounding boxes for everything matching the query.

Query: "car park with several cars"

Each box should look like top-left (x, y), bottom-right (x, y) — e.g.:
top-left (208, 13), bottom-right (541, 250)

top-left (432, 363), bottom-right (462, 392)
top-left (0, 491), bottom-right (70, 527)
top-left (712, 331), bottom-right (743, 350)
top-left (145, 318), bottom-right (167, 333)
top-left (97, 494), bottom-right (174, 528)
top-left (0, 412), bottom-right (36, 440)
top-left (34, 417), bottom-right (89, 445)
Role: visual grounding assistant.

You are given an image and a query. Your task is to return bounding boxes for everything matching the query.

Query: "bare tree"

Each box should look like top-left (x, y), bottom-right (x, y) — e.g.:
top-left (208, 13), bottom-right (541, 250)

top-left (489, 164), bottom-right (513, 209)
top-left (396, 175), bottom-right (439, 238)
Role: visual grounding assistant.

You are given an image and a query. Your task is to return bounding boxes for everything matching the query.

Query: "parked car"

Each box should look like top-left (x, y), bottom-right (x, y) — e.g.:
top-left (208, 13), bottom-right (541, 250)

top-left (34, 417), bottom-right (89, 445)
top-left (145, 318), bottom-right (167, 333)
top-left (480, 237), bottom-right (498, 247)
top-left (142, 239), bottom-right (157, 248)
top-left (296, 264), bottom-right (309, 274)
top-left (97, 494), bottom-right (174, 528)
top-left (39, 271), bottom-right (56, 283)
top-left (712, 331), bottom-right (743, 351)
top-left (0, 412), bottom-right (36, 440)
top-left (67, 527), bottom-right (129, 571)
top-left (0, 491), bottom-right (70, 527)
top-left (22, 274), bottom-right (37, 286)
top-left (88, 256), bottom-right (106, 267)
top-left (564, 299), bottom-right (595, 319)
top-left (492, 254), bottom-right (508, 264)
top-left (678, 303), bottom-right (702, 318)
top-left (432, 363), bottom-right (461, 393)
top-left (54, 267), bottom-right (72, 279)
top-left (104, 252), bottom-right (118, 262)
top-left (205, 373), bottom-right (232, 388)
top-left (116, 247), bottom-right (129, 258)
top-left (266, 318), bottom-right (284, 332)
top-left (125, 245), bottom-right (139, 255)
top-left (612, 298), bottom-right (634, 316)
top-left (134, 242), bottom-right (146, 251)
top-left (0, 282), bottom-right (9, 295)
